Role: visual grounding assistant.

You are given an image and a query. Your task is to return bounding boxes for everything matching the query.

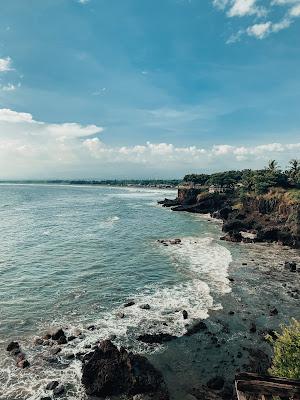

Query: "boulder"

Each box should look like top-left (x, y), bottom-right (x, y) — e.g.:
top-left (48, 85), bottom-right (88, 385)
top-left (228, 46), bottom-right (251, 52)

top-left (182, 310), bottom-right (188, 320)
top-left (50, 328), bottom-right (66, 341)
top-left (250, 323), bottom-right (257, 333)
top-left (81, 340), bottom-right (169, 399)
top-left (7, 341), bottom-right (20, 352)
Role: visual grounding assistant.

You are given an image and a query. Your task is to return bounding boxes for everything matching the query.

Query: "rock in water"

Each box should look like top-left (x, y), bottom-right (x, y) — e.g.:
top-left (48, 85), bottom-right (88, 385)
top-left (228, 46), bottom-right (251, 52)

top-left (50, 328), bottom-right (66, 341)
top-left (6, 341), bottom-right (20, 352)
top-left (81, 340), bottom-right (169, 399)
top-left (137, 333), bottom-right (176, 344)
top-left (207, 376), bottom-right (225, 390)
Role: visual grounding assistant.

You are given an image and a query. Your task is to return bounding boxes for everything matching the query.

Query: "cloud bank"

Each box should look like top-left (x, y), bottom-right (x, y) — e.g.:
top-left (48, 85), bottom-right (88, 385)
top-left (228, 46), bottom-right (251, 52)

top-left (0, 108), bottom-right (299, 178)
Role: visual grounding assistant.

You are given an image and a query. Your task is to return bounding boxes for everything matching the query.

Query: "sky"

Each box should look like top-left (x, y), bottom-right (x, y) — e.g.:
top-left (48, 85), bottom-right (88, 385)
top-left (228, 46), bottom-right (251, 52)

top-left (0, 0), bottom-right (299, 179)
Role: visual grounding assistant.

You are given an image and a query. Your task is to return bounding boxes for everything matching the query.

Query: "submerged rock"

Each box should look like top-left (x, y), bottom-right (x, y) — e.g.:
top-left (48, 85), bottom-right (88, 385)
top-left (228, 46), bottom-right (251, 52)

top-left (269, 307), bottom-right (278, 316)
top-left (284, 261), bottom-right (297, 272)
top-left (137, 333), bottom-right (176, 344)
top-left (185, 321), bottom-right (208, 336)
top-left (140, 304), bottom-right (151, 310)
top-left (207, 376), bottom-right (225, 391)
top-left (124, 301), bottom-right (135, 307)
top-left (46, 381), bottom-right (59, 390)
top-left (81, 340), bottom-right (169, 399)
top-left (53, 385), bottom-right (65, 396)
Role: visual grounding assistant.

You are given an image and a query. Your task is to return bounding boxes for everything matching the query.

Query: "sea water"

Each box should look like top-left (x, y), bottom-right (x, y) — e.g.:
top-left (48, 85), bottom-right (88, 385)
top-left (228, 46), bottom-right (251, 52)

top-left (0, 184), bottom-right (299, 400)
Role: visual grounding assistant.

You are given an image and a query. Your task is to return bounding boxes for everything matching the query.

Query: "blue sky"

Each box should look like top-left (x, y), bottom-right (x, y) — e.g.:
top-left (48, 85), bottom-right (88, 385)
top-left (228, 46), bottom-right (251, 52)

top-left (0, 0), bottom-right (299, 178)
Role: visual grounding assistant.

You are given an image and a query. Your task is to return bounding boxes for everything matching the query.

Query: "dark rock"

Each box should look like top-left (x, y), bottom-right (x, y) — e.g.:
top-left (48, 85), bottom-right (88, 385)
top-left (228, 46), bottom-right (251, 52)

top-left (185, 321), bottom-right (208, 336)
top-left (182, 310), bottom-right (188, 320)
top-left (17, 359), bottom-right (30, 368)
top-left (7, 341), bottom-right (20, 352)
top-left (228, 311), bottom-right (235, 315)
top-left (269, 307), bottom-right (278, 316)
top-left (140, 304), bottom-right (151, 310)
top-left (43, 334), bottom-right (52, 340)
top-left (87, 325), bottom-right (96, 331)
top-left (34, 338), bottom-right (44, 346)
top-left (228, 277), bottom-right (235, 282)
top-left (124, 301), bottom-right (135, 307)
top-left (50, 328), bottom-right (66, 341)
top-left (116, 312), bottom-right (125, 318)
top-left (50, 347), bottom-right (61, 355)
top-left (250, 323), bottom-right (257, 333)
top-left (284, 261), bottom-right (297, 272)
top-left (81, 340), bottom-right (169, 399)
top-left (57, 336), bottom-right (67, 345)
top-left (246, 348), bottom-right (271, 374)
top-left (10, 348), bottom-right (21, 356)
top-left (68, 335), bottom-right (76, 342)
top-left (220, 232), bottom-right (243, 243)
top-left (46, 381), bottom-right (59, 390)
top-left (40, 397), bottom-right (51, 400)
top-left (137, 333), bottom-right (176, 344)
top-left (207, 376), bottom-right (225, 390)
top-left (53, 384), bottom-right (65, 396)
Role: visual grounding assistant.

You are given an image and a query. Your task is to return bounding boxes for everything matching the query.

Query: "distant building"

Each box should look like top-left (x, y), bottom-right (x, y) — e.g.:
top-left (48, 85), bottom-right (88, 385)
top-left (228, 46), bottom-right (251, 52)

top-left (208, 185), bottom-right (229, 193)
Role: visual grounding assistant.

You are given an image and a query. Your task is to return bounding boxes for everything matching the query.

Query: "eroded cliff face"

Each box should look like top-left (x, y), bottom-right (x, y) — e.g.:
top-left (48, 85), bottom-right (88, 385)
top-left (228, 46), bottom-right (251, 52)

top-left (231, 194), bottom-right (300, 248)
top-left (159, 189), bottom-right (300, 248)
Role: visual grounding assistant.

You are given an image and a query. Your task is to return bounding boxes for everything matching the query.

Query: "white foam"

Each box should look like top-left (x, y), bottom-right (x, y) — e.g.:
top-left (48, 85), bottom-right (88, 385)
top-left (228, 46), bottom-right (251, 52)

top-left (0, 236), bottom-right (232, 399)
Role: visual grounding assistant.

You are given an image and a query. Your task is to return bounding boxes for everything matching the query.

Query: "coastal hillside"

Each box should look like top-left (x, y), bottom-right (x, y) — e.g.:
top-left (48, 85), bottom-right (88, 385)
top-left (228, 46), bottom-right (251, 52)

top-left (160, 160), bottom-right (300, 248)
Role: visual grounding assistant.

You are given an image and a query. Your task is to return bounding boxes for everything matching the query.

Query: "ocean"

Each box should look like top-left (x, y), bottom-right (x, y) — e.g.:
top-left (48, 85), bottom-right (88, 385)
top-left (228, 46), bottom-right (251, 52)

top-left (0, 184), bottom-right (299, 400)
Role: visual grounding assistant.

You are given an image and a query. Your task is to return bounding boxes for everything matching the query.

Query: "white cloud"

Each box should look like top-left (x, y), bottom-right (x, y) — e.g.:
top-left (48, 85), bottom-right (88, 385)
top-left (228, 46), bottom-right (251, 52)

top-left (247, 21), bottom-right (272, 38)
top-left (0, 108), bottom-right (299, 178)
top-left (78, 0), bottom-right (89, 3)
top-left (290, 3), bottom-right (300, 15)
top-left (227, 0), bottom-right (265, 17)
top-left (212, 0), bottom-right (300, 41)
top-left (0, 57), bottom-right (12, 72)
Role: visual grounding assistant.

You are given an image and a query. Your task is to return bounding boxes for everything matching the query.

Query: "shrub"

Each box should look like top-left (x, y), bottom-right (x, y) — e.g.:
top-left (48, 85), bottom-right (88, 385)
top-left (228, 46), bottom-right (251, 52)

top-left (267, 319), bottom-right (300, 379)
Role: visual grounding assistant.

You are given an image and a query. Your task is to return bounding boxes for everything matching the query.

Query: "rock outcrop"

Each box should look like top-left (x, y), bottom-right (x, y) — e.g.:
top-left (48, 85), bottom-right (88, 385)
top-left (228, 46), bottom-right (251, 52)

top-left (81, 340), bottom-right (169, 399)
top-left (159, 189), bottom-right (300, 248)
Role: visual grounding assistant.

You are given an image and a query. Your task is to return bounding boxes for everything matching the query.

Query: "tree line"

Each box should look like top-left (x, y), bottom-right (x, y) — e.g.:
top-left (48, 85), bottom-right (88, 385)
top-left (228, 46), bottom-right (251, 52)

top-left (183, 159), bottom-right (300, 194)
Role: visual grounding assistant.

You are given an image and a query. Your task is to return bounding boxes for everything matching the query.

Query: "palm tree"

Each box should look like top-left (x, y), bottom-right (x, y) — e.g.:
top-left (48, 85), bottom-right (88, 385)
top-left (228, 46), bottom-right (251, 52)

top-left (288, 159), bottom-right (300, 175)
top-left (288, 159), bottom-right (300, 182)
top-left (267, 160), bottom-right (279, 172)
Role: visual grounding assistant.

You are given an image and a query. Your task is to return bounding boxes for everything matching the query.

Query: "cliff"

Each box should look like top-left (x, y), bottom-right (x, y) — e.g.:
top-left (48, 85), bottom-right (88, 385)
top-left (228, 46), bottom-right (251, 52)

top-left (159, 188), bottom-right (300, 248)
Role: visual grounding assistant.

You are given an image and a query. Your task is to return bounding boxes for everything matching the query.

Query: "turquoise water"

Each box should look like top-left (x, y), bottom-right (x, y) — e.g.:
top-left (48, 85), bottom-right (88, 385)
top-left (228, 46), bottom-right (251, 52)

top-left (0, 184), bottom-right (299, 400)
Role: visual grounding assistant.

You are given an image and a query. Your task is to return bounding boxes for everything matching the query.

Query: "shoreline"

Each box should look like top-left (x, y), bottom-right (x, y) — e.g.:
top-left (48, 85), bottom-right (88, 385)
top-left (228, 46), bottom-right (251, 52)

top-left (1, 189), bottom-right (299, 400)
top-left (2, 237), bottom-right (299, 400)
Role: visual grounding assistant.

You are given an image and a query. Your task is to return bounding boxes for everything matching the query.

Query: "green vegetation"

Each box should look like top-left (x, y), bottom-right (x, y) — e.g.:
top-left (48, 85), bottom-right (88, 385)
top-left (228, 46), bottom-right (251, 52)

top-left (267, 319), bottom-right (300, 380)
top-left (0, 179), bottom-right (180, 187)
top-left (183, 159), bottom-right (300, 195)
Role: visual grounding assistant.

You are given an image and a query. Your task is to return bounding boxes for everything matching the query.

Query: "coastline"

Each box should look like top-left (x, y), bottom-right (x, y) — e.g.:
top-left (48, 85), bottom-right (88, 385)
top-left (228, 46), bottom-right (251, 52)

top-left (1, 186), bottom-right (299, 400)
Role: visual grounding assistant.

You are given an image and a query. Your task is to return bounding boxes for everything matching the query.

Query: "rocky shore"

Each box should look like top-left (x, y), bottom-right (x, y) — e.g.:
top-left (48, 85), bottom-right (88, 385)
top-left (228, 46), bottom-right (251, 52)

top-left (158, 188), bottom-right (300, 248)
top-left (5, 248), bottom-right (299, 400)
